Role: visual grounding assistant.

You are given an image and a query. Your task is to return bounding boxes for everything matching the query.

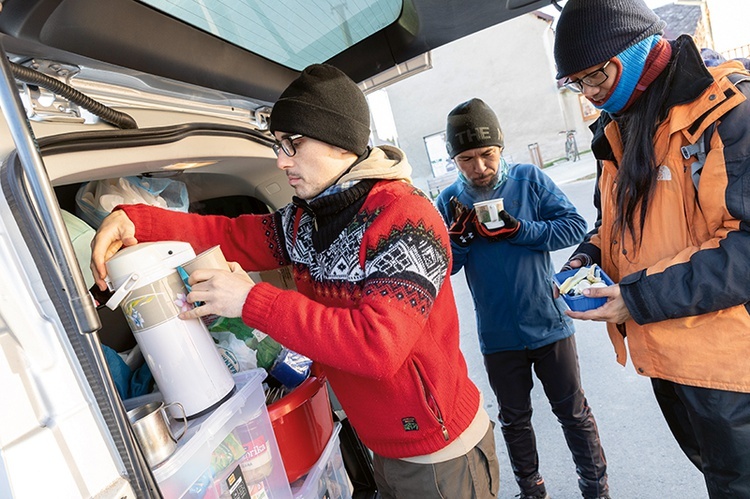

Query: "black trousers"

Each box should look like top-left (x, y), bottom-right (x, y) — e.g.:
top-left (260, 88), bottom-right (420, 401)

top-left (652, 378), bottom-right (750, 498)
top-left (483, 335), bottom-right (608, 498)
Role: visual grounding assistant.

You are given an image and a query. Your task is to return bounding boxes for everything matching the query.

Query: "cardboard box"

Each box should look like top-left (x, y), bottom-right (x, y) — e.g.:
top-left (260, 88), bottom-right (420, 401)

top-left (249, 266), bottom-right (296, 291)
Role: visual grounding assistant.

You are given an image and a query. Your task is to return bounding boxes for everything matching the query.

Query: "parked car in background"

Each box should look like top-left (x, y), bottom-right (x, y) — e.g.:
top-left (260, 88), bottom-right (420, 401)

top-left (0, 0), bottom-right (552, 497)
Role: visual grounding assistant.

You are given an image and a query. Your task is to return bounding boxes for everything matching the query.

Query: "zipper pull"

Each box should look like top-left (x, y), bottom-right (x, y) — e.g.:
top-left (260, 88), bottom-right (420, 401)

top-left (441, 425), bottom-right (449, 441)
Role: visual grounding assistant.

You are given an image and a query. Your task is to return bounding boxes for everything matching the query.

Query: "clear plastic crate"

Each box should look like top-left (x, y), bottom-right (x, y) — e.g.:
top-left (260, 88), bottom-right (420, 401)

top-left (290, 423), bottom-right (352, 499)
top-left (126, 369), bottom-right (293, 498)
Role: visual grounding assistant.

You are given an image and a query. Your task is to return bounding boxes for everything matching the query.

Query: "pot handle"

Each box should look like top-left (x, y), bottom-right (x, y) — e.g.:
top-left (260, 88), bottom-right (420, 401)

top-left (163, 402), bottom-right (188, 442)
top-left (105, 272), bottom-right (140, 310)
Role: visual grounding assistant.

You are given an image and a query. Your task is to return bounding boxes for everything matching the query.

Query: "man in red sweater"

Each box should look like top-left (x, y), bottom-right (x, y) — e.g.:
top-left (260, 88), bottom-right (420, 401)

top-left (91, 64), bottom-right (499, 498)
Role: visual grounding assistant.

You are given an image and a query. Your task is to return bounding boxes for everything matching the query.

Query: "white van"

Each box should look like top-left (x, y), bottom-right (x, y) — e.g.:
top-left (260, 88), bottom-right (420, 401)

top-left (0, 1), bottom-right (548, 497)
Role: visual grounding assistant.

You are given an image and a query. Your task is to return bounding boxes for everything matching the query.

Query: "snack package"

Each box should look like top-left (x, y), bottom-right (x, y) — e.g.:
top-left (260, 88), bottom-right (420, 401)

top-left (208, 317), bottom-right (283, 372)
top-left (558, 264), bottom-right (608, 296)
top-left (210, 433), bottom-right (246, 476)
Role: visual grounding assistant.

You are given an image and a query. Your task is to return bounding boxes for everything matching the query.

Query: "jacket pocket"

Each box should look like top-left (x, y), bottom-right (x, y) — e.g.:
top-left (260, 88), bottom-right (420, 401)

top-left (411, 358), bottom-right (450, 441)
top-left (475, 423), bottom-right (500, 496)
top-left (549, 277), bottom-right (567, 323)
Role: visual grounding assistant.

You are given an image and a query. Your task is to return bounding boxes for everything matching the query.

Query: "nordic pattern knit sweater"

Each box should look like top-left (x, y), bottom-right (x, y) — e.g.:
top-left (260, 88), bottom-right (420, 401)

top-left (119, 178), bottom-right (481, 459)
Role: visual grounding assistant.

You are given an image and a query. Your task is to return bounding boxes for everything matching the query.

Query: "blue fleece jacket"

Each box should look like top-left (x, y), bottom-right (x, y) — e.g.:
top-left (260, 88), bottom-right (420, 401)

top-left (436, 162), bottom-right (587, 354)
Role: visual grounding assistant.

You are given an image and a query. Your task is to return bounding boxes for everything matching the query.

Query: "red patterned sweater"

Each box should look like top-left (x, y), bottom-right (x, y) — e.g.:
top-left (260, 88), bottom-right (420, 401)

top-left (119, 179), bottom-right (480, 459)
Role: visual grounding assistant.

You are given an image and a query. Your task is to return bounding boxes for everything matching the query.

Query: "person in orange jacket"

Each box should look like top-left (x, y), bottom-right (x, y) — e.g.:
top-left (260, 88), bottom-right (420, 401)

top-left (554, 0), bottom-right (750, 496)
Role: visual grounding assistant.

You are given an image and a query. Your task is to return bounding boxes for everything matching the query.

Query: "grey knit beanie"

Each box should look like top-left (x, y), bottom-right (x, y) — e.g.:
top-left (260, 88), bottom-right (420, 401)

top-left (445, 98), bottom-right (504, 158)
top-left (554, 0), bottom-right (666, 79)
top-left (270, 64), bottom-right (371, 155)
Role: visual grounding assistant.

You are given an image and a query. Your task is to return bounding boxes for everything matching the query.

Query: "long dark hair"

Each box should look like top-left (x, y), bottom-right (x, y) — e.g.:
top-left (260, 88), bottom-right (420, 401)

top-left (613, 59), bottom-right (678, 250)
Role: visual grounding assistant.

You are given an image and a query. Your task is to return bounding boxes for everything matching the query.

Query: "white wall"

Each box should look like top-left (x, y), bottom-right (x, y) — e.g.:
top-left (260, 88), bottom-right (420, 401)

top-left (383, 13), bottom-right (591, 193)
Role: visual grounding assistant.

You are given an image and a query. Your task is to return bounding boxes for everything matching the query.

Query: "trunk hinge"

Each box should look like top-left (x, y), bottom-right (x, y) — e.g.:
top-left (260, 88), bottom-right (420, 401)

top-left (18, 60), bottom-right (84, 123)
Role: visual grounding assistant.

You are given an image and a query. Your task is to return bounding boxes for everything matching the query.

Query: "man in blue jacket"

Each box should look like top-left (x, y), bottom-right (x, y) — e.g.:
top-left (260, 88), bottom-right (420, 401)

top-left (436, 99), bottom-right (609, 499)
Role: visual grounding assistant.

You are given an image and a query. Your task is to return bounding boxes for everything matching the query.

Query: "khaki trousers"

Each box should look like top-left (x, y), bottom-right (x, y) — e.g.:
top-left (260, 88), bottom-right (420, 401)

top-left (372, 422), bottom-right (499, 498)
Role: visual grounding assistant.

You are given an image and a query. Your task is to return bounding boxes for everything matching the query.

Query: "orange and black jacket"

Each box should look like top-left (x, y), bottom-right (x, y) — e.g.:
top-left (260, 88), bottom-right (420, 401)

top-left (572, 36), bottom-right (750, 393)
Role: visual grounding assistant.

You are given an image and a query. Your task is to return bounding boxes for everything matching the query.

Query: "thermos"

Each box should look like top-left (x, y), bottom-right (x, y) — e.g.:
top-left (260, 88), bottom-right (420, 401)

top-left (105, 241), bottom-right (235, 418)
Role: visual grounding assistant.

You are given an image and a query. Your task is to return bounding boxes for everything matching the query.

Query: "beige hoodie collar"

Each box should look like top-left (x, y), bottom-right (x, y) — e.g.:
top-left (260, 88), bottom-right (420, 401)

top-left (336, 145), bottom-right (413, 185)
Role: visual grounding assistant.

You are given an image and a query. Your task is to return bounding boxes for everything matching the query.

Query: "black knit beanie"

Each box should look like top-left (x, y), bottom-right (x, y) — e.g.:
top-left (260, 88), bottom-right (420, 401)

top-left (445, 98), bottom-right (504, 158)
top-left (554, 0), bottom-right (666, 79)
top-left (270, 64), bottom-right (371, 155)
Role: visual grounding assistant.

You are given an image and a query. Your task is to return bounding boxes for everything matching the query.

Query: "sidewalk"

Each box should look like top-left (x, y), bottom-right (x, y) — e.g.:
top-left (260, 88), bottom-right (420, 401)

top-left (542, 150), bottom-right (597, 185)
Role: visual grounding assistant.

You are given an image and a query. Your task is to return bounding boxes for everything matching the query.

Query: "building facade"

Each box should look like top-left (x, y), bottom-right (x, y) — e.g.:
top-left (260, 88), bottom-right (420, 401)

top-left (382, 12), bottom-right (596, 197)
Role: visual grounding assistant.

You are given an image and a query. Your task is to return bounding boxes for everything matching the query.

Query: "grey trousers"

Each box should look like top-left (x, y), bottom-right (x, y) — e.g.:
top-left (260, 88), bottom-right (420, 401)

top-left (372, 422), bottom-right (499, 498)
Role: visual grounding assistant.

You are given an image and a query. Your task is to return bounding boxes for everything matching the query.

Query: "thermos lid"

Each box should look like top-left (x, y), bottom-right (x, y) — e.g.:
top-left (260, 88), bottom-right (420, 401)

top-left (105, 241), bottom-right (196, 291)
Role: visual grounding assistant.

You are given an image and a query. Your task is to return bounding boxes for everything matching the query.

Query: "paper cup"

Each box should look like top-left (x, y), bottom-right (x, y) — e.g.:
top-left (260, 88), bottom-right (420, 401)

top-left (474, 198), bottom-right (505, 229)
top-left (181, 245), bottom-right (229, 274)
top-left (179, 245), bottom-right (230, 328)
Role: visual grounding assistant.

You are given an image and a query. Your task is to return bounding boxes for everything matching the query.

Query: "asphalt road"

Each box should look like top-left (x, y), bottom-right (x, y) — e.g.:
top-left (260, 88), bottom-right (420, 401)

top-left (452, 154), bottom-right (709, 498)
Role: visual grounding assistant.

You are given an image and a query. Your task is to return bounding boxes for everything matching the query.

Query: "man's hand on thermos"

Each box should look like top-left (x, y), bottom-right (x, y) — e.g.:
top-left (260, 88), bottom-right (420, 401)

top-left (179, 262), bottom-right (256, 320)
top-left (90, 209), bottom-right (138, 291)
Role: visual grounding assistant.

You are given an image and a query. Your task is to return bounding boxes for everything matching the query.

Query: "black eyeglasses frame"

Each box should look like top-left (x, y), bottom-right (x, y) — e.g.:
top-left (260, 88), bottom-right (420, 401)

top-left (272, 134), bottom-right (304, 157)
top-left (563, 61), bottom-right (612, 93)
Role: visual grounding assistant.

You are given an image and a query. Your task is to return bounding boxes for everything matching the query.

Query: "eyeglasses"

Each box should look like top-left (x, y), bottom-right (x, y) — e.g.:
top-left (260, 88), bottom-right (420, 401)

top-left (563, 61), bottom-right (611, 93)
top-left (272, 134), bottom-right (304, 157)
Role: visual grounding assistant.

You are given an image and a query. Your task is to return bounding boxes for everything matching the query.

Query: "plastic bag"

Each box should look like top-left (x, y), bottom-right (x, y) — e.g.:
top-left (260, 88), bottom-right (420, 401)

top-left (61, 210), bottom-right (96, 289)
top-left (75, 176), bottom-right (189, 228)
top-left (211, 330), bottom-right (258, 373)
top-left (208, 317), bottom-right (282, 371)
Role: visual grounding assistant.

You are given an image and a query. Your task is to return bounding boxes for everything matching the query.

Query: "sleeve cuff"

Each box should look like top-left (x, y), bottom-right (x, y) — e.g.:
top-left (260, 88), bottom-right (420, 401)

top-left (619, 269), bottom-right (668, 325)
top-left (242, 282), bottom-right (283, 333)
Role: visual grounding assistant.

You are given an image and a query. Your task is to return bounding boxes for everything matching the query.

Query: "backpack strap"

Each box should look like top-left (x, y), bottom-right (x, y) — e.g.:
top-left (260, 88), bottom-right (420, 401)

top-left (680, 72), bottom-right (750, 190)
top-left (681, 121), bottom-right (715, 191)
top-left (728, 72), bottom-right (750, 86)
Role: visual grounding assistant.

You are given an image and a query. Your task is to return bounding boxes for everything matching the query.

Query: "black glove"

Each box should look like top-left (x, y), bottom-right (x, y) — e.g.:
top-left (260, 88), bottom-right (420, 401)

top-left (448, 197), bottom-right (477, 247)
top-left (475, 210), bottom-right (520, 240)
top-left (560, 252), bottom-right (594, 272)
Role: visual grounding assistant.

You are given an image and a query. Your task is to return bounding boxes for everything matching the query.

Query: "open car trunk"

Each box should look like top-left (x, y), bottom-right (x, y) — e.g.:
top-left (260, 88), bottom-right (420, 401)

top-left (0, 55), bottom-right (363, 497)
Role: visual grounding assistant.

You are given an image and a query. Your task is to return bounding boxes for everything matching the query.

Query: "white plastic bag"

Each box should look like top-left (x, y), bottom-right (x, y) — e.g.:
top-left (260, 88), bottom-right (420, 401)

top-left (75, 176), bottom-right (189, 228)
top-left (211, 330), bottom-right (258, 373)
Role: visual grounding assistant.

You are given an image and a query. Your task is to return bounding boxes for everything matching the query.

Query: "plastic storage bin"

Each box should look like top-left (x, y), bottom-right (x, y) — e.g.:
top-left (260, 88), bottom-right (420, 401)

top-left (127, 369), bottom-right (293, 499)
top-left (553, 267), bottom-right (615, 312)
top-left (290, 423), bottom-right (351, 499)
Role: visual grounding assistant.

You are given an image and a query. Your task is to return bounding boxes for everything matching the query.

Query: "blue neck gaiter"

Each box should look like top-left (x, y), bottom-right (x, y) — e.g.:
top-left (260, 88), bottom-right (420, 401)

top-left (458, 156), bottom-right (509, 192)
top-left (597, 34), bottom-right (661, 114)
